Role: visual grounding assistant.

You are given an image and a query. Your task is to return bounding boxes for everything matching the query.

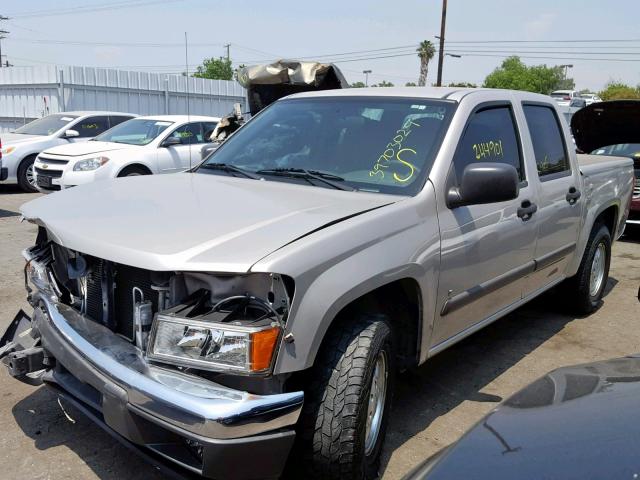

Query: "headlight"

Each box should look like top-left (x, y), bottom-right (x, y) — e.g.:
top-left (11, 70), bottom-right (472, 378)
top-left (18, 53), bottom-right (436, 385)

top-left (73, 156), bottom-right (110, 171)
top-left (148, 315), bottom-right (281, 374)
top-left (1, 146), bottom-right (16, 155)
top-left (26, 258), bottom-right (51, 292)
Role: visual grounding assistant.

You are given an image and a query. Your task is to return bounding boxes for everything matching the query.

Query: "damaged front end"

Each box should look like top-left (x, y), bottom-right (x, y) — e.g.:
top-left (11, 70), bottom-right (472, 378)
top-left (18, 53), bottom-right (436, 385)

top-left (0, 231), bottom-right (303, 479)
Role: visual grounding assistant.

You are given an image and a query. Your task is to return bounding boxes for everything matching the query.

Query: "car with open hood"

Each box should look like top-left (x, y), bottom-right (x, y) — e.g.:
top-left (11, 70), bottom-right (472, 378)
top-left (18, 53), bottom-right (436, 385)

top-left (571, 100), bottom-right (640, 230)
top-left (0, 112), bottom-right (135, 192)
top-left (33, 115), bottom-right (220, 193)
top-left (1, 87), bottom-right (633, 480)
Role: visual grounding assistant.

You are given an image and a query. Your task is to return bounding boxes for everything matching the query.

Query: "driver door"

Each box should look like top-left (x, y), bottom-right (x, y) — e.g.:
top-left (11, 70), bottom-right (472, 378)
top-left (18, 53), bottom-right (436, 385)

top-left (432, 102), bottom-right (539, 347)
top-left (156, 122), bottom-right (204, 173)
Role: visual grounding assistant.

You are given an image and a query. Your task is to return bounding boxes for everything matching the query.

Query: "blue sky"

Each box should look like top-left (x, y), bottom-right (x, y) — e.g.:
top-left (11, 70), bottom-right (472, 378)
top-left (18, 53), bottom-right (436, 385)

top-left (3, 0), bottom-right (640, 90)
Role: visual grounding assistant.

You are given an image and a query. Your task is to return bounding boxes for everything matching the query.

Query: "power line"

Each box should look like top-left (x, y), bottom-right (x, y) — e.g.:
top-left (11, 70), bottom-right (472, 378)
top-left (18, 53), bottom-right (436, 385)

top-left (8, 37), bottom-right (224, 48)
top-left (8, 0), bottom-right (186, 19)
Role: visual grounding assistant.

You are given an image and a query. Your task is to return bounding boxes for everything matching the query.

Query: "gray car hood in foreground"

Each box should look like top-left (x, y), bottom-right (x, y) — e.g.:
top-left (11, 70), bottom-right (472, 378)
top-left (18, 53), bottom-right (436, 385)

top-left (21, 173), bottom-right (397, 272)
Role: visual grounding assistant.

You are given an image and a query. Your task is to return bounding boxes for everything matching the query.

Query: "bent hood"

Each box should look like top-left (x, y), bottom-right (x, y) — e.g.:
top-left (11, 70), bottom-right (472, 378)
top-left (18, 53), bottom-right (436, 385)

top-left (571, 100), bottom-right (640, 153)
top-left (21, 173), bottom-right (397, 272)
top-left (42, 141), bottom-right (133, 157)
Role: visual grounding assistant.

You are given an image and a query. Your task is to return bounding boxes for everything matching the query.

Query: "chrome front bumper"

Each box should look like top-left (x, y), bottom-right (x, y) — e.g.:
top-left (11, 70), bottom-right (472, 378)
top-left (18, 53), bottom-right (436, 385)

top-left (32, 294), bottom-right (304, 441)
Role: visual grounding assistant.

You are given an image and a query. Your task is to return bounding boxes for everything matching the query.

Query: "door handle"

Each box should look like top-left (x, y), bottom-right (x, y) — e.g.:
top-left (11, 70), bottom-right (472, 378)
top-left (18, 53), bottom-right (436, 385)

top-left (517, 200), bottom-right (537, 221)
top-left (566, 187), bottom-right (581, 204)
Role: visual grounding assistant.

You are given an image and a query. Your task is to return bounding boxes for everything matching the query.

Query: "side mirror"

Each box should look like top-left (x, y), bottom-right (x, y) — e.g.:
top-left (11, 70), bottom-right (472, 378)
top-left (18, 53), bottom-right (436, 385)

top-left (161, 136), bottom-right (181, 147)
top-left (63, 129), bottom-right (79, 139)
top-left (447, 162), bottom-right (519, 208)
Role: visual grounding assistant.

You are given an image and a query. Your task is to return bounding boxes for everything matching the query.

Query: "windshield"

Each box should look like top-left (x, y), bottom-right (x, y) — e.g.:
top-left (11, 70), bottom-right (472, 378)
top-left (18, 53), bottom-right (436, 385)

top-left (591, 143), bottom-right (640, 158)
top-left (14, 114), bottom-right (79, 136)
top-left (198, 97), bottom-right (454, 195)
top-left (93, 118), bottom-right (173, 145)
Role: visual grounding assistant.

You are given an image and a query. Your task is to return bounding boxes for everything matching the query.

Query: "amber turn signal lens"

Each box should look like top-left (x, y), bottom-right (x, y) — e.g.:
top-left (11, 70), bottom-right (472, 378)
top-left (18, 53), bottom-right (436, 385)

top-left (250, 327), bottom-right (280, 372)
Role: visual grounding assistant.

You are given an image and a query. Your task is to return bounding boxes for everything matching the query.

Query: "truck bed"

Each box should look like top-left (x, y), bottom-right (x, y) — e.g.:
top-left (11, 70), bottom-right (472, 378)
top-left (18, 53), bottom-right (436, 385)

top-left (577, 154), bottom-right (634, 240)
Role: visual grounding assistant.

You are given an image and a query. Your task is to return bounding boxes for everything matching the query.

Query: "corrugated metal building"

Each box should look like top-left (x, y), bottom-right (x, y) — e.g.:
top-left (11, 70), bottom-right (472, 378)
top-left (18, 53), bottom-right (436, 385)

top-left (0, 65), bottom-right (246, 132)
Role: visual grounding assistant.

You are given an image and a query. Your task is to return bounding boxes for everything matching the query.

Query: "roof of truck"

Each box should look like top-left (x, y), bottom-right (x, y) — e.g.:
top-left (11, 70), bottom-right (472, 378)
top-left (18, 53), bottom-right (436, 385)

top-left (286, 87), bottom-right (552, 103)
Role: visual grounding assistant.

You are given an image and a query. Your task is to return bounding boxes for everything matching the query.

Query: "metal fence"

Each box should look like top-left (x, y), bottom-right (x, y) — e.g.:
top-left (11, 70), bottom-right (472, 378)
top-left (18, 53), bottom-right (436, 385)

top-left (0, 65), bottom-right (246, 132)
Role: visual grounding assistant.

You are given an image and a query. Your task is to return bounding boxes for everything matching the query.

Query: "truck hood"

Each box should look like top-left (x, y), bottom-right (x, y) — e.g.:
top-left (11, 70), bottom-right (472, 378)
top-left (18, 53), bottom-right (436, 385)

top-left (1, 133), bottom-right (44, 145)
top-left (571, 100), bottom-right (640, 153)
top-left (42, 141), bottom-right (133, 157)
top-left (21, 173), bottom-right (397, 272)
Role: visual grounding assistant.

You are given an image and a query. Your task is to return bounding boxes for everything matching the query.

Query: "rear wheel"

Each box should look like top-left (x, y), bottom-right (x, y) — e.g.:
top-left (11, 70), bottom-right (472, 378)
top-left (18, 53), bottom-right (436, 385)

top-left (17, 156), bottom-right (38, 192)
top-left (565, 223), bottom-right (612, 314)
top-left (296, 315), bottom-right (394, 479)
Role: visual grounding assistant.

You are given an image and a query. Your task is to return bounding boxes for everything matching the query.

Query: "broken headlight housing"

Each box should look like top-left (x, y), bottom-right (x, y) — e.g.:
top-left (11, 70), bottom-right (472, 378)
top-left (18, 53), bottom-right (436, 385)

top-left (148, 292), bottom-right (286, 375)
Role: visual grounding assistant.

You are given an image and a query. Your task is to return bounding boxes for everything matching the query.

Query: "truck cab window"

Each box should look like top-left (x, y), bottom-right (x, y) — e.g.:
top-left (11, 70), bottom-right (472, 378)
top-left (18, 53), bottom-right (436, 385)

top-left (453, 106), bottom-right (524, 183)
top-left (522, 105), bottom-right (570, 178)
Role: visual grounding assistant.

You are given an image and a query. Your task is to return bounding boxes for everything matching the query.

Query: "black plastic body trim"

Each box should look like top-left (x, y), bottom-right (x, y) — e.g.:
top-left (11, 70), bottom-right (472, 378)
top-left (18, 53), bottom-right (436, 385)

top-left (0, 167), bottom-right (7, 181)
top-left (441, 242), bottom-right (577, 316)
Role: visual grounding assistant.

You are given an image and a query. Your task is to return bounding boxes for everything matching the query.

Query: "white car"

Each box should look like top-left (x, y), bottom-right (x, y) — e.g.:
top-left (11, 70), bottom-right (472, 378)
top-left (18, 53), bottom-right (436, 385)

top-left (34, 115), bottom-right (219, 193)
top-left (550, 90), bottom-right (579, 107)
top-left (0, 112), bottom-right (136, 192)
top-left (580, 93), bottom-right (602, 105)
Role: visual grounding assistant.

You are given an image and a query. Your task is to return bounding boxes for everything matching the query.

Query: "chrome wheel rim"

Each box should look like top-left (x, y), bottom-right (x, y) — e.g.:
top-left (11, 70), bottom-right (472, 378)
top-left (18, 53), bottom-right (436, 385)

top-left (364, 350), bottom-right (388, 456)
top-left (589, 243), bottom-right (606, 297)
top-left (26, 164), bottom-right (36, 187)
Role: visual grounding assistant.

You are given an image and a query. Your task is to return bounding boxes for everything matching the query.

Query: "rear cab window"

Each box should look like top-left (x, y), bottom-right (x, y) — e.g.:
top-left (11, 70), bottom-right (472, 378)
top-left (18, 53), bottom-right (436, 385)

top-left (452, 104), bottom-right (525, 185)
top-left (522, 104), bottom-right (571, 181)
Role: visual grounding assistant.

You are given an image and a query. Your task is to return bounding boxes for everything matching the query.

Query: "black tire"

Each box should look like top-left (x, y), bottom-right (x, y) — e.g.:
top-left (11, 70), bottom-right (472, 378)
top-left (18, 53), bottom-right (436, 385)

top-left (118, 165), bottom-right (151, 177)
top-left (564, 223), bottom-right (612, 314)
top-left (17, 155), bottom-right (38, 192)
top-left (296, 315), bottom-right (395, 480)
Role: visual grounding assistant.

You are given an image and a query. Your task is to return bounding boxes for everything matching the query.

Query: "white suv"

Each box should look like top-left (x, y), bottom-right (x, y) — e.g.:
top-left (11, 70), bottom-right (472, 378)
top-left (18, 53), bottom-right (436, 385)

top-left (0, 112), bottom-right (135, 192)
top-left (34, 115), bottom-right (219, 193)
top-left (550, 90), bottom-right (579, 107)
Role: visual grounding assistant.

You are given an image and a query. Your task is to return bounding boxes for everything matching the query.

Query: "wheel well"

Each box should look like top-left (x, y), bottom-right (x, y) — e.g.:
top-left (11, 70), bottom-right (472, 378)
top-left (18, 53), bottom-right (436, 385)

top-left (118, 164), bottom-right (152, 176)
top-left (330, 278), bottom-right (422, 370)
top-left (594, 205), bottom-right (618, 236)
top-left (19, 153), bottom-right (38, 168)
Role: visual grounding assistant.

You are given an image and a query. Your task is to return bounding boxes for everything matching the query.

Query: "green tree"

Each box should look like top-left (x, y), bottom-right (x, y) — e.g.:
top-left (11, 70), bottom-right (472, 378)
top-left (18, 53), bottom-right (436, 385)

top-left (599, 81), bottom-right (640, 100)
top-left (193, 57), bottom-right (234, 80)
top-left (405, 81), bottom-right (417, 87)
top-left (483, 56), bottom-right (573, 94)
top-left (417, 40), bottom-right (436, 87)
top-left (447, 81), bottom-right (477, 88)
top-left (351, 81), bottom-right (366, 88)
top-left (372, 80), bottom-right (394, 87)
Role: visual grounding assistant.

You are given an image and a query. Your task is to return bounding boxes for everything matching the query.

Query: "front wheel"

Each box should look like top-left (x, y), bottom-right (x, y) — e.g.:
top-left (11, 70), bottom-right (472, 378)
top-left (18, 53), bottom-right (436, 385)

top-left (296, 315), bottom-right (395, 480)
top-left (564, 223), bottom-right (612, 314)
top-left (17, 156), bottom-right (38, 192)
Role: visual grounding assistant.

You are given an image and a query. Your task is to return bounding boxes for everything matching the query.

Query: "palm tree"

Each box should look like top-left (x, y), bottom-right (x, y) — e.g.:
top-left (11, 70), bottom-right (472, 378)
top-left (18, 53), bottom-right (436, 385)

top-left (417, 40), bottom-right (436, 87)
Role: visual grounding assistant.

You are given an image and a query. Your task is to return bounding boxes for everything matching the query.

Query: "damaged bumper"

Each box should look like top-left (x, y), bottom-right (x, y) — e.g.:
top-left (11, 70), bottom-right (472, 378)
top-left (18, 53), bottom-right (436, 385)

top-left (1, 294), bottom-right (303, 479)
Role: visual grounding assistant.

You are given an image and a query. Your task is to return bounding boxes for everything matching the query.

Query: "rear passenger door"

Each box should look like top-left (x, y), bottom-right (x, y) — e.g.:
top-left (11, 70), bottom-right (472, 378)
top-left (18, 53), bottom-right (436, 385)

top-left (521, 103), bottom-right (582, 295)
top-left (433, 102), bottom-right (539, 346)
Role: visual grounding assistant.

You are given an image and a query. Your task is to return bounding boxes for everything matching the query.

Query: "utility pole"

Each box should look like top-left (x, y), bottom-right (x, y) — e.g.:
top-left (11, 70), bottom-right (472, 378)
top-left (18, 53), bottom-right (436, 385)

top-left (0, 15), bottom-right (9, 69)
top-left (436, 0), bottom-right (447, 87)
top-left (224, 43), bottom-right (231, 62)
top-left (363, 69), bottom-right (372, 87)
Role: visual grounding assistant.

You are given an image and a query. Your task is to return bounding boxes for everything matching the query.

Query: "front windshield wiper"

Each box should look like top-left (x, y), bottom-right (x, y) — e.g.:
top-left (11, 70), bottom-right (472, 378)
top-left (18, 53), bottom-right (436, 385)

top-left (255, 168), bottom-right (356, 191)
top-left (199, 163), bottom-right (262, 180)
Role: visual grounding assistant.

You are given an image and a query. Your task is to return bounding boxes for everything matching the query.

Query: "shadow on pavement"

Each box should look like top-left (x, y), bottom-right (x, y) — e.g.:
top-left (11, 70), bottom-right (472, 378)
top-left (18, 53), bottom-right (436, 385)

top-left (380, 288), bottom-right (585, 475)
top-left (11, 386), bottom-right (171, 480)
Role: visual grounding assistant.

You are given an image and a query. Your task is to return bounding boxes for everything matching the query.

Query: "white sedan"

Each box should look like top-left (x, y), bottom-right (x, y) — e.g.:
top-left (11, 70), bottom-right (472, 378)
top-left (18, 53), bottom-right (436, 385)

top-left (33, 115), bottom-right (219, 192)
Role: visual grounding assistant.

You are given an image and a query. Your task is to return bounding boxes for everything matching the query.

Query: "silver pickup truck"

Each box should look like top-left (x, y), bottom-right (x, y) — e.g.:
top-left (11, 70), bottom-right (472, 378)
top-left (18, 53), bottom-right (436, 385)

top-left (1, 88), bottom-right (634, 480)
